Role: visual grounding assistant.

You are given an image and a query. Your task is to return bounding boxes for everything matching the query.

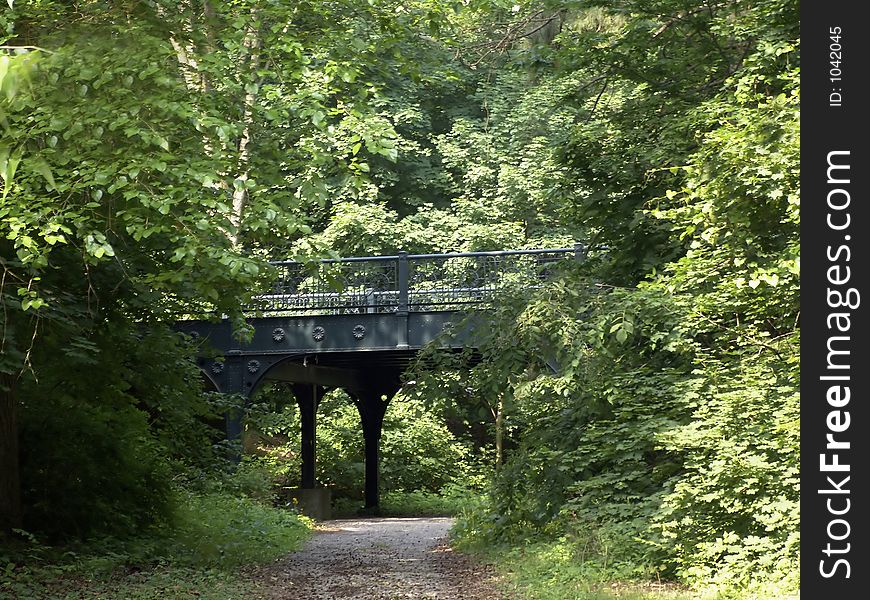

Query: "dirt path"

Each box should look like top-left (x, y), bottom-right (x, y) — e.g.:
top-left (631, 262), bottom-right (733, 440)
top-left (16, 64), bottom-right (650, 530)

top-left (251, 517), bottom-right (510, 599)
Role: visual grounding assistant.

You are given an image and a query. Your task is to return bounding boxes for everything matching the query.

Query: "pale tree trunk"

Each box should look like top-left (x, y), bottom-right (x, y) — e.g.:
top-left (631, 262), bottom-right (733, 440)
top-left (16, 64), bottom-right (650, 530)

top-left (227, 14), bottom-right (261, 249)
top-left (493, 393), bottom-right (504, 469)
top-left (0, 372), bottom-right (22, 532)
top-left (164, 1), bottom-right (262, 250)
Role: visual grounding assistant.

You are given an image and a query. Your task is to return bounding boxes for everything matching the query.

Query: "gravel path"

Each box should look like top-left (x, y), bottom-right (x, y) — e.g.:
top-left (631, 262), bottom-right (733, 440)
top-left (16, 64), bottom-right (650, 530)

top-left (252, 517), bottom-right (510, 600)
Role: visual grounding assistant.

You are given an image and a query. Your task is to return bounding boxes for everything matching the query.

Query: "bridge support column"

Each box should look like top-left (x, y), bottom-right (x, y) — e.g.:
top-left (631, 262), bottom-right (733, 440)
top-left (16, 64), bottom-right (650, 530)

top-left (350, 379), bottom-right (401, 511)
top-left (292, 383), bottom-right (324, 489)
top-left (222, 353), bottom-right (247, 449)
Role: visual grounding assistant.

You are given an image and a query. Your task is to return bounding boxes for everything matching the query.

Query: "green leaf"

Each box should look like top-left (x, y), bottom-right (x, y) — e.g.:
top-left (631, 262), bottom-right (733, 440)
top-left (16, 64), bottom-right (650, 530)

top-left (0, 56), bottom-right (9, 91)
top-left (0, 144), bottom-right (22, 200)
top-left (30, 158), bottom-right (56, 189)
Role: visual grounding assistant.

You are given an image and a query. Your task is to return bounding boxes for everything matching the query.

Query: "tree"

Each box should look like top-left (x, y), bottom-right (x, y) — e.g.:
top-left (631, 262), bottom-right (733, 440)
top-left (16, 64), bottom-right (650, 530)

top-left (438, 0), bottom-right (800, 593)
top-left (1, 0), bottom-right (451, 534)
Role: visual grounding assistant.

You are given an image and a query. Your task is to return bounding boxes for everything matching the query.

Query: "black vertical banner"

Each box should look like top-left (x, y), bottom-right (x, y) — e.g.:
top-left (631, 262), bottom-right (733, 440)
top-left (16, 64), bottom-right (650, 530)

top-left (801, 2), bottom-right (870, 597)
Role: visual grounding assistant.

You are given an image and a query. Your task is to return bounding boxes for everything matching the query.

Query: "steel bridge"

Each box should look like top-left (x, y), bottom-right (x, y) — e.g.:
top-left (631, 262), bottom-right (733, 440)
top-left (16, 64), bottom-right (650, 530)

top-left (177, 245), bottom-right (584, 512)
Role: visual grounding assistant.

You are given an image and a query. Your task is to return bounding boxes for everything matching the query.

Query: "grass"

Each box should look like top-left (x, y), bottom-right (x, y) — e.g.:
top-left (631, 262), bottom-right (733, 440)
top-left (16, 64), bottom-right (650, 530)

top-left (0, 491), bottom-right (313, 599)
top-left (164, 492), bottom-right (312, 567)
top-left (332, 484), bottom-right (487, 518)
top-left (448, 507), bottom-right (695, 600)
top-left (379, 488), bottom-right (476, 517)
top-left (454, 536), bottom-right (797, 600)
top-left (328, 489), bottom-right (697, 599)
top-left (487, 539), bottom-right (695, 600)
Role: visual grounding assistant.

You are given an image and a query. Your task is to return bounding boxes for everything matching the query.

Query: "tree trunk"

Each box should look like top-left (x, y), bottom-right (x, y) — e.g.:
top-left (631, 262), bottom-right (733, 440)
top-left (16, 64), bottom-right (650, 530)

top-left (494, 393), bottom-right (504, 469)
top-left (228, 13), bottom-right (262, 249)
top-left (164, 2), bottom-right (262, 250)
top-left (0, 373), bottom-right (22, 532)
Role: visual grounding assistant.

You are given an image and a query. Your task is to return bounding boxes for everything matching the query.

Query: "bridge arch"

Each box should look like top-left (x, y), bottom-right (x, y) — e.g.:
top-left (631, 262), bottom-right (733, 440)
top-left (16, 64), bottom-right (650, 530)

top-left (198, 365), bottom-right (221, 393)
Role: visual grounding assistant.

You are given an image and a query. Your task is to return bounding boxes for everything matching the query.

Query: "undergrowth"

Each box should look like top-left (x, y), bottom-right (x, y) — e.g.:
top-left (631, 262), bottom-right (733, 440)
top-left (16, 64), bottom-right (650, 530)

top-left (451, 514), bottom-right (797, 600)
top-left (453, 532), bottom-right (693, 600)
top-left (0, 490), bottom-right (312, 599)
top-left (330, 483), bottom-right (485, 518)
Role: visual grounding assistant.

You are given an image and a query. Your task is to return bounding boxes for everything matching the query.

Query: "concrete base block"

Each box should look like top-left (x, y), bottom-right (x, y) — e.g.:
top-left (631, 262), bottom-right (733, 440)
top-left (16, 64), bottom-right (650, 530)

top-left (282, 488), bottom-right (332, 520)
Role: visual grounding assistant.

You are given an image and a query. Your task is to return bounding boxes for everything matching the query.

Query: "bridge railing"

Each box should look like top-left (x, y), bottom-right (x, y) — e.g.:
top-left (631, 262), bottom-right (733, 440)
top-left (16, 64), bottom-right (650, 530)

top-left (248, 245), bottom-right (585, 316)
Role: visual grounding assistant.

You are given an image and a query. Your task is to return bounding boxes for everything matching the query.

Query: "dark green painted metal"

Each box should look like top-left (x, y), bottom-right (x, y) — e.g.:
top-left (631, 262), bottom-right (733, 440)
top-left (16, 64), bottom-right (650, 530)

top-left (178, 246), bottom-right (585, 508)
top-left (292, 383), bottom-right (324, 490)
top-left (251, 246), bottom-right (581, 315)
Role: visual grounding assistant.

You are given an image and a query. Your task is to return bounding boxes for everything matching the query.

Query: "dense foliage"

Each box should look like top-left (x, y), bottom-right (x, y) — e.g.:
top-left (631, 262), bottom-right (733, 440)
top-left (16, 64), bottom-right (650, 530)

top-left (3, 0), bottom-right (798, 598)
top-left (437, 2), bottom-right (800, 597)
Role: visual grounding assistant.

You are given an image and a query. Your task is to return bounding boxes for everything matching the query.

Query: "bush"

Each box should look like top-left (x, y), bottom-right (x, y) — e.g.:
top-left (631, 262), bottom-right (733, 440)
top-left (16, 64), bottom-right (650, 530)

top-left (380, 482), bottom-right (486, 517)
top-left (163, 491), bottom-right (311, 568)
top-left (0, 489), bottom-right (312, 599)
top-left (20, 394), bottom-right (173, 541)
top-left (17, 325), bottom-right (223, 541)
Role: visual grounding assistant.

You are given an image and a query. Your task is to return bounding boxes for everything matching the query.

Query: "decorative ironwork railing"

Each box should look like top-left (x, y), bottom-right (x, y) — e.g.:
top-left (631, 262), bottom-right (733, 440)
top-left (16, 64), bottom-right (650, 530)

top-left (247, 245), bottom-right (585, 316)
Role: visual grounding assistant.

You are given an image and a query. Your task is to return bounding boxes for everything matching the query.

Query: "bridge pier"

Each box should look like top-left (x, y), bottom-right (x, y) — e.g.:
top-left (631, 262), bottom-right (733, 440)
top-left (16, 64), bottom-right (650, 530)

top-left (221, 353), bottom-right (247, 452)
top-left (350, 378), bottom-right (401, 511)
top-left (292, 383), bottom-right (325, 489)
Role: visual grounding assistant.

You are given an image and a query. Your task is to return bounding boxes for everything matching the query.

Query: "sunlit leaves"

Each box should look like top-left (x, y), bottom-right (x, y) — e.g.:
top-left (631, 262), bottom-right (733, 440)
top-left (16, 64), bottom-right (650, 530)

top-left (443, 2), bottom-right (799, 595)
